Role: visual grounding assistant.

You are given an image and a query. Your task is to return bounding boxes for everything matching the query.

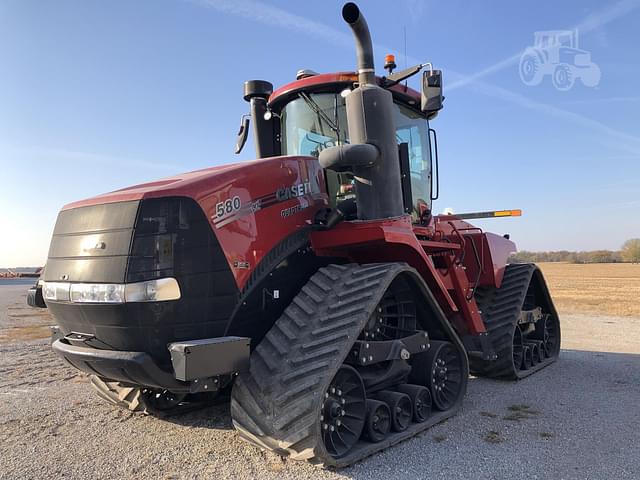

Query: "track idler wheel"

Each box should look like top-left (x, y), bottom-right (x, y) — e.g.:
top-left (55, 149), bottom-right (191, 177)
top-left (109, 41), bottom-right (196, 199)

top-left (537, 314), bottom-right (560, 358)
top-left (396, 384), bottom-right (432, 423)
top-left (363, 399), bottom-right (391, 442)
top-left (321, 365), bottom-right (366, 458)
top-left (373, 391), bottom-right (412, 432)
top-left (410, 340), bottom-right (464, 411)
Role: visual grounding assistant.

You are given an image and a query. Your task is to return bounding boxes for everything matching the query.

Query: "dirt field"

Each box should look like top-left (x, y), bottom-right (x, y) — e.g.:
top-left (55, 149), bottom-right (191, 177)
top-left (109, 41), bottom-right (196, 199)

top-left (1, 271), bottom-right (639, 479)
top-left (537, 262), bottom-right (640, 317)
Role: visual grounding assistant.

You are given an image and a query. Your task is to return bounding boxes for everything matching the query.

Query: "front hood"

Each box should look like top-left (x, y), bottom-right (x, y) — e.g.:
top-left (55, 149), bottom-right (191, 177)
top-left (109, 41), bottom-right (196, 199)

top-left (62, 157), bottom-right (284, 210)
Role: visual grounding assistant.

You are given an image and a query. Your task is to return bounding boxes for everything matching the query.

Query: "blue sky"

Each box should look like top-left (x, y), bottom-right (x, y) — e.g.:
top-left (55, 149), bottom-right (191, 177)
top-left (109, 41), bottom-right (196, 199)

top-left (1, 0), bottom-right (639, 266)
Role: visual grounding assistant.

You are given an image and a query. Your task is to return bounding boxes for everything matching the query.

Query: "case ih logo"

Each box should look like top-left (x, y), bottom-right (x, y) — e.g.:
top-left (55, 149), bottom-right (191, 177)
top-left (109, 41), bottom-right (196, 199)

top-left (519, 29), bottom-right (601, 91)
top-left (213, 181), bottom-right (315, 229)
top-left (276, 182), bottom-right (312, 202)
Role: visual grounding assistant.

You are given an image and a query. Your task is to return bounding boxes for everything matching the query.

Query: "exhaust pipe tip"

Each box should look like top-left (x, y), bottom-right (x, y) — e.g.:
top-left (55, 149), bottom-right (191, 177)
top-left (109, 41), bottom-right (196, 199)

top-left (342, 2), bottom-right (360, 24)
top-left (341, 2), bottom-right (374, 85)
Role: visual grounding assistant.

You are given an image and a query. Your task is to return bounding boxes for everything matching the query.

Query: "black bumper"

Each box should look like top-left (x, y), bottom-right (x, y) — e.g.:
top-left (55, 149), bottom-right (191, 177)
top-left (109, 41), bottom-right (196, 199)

top-left (52, 338), bottom-right (189, 392)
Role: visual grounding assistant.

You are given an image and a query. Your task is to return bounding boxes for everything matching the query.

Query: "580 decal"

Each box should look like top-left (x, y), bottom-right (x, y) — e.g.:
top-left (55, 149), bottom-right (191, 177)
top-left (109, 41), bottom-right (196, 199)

top-left (212, 180), bottom-right (318, 229)
top-left (216, 196), bottom-right (242, 219)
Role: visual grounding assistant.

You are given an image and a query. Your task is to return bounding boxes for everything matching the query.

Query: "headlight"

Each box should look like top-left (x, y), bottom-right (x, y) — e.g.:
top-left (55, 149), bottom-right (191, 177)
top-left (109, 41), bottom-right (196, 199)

top-left (125, 278), bottom-right (181, 302)
top-left (70, 283), bottom-right (125, 303)
top-left (43, 282), bottom-right (71, 302)
top-left (42, 278), bottom-right (180, 304)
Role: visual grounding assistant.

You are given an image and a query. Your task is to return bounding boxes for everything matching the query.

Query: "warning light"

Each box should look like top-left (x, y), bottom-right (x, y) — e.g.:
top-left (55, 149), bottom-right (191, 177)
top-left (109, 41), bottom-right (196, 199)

top-left (384, 54), bottom-right (397, 74)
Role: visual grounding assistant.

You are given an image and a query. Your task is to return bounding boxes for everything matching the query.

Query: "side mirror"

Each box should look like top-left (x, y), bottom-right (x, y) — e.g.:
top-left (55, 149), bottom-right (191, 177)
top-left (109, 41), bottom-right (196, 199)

top-left (421, 69), bottom-right (443, 113)
top-left (234, 115), bottom-right (250, 154)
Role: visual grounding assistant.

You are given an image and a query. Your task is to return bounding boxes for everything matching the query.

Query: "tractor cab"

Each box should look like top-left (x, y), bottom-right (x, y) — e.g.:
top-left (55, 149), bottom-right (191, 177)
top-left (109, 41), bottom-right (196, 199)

top-left (237, 69), bottom-right (443, 223)
top-left (534, 30), bottom-right (576, 49)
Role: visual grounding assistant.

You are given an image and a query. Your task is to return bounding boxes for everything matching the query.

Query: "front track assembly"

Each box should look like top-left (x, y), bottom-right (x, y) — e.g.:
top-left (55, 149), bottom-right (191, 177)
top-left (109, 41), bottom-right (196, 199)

top-left (230, 263), bottom-right (468, 467)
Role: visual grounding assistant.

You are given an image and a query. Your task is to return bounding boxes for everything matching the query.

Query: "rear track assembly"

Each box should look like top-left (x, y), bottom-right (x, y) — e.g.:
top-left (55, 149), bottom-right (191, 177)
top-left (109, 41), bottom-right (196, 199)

top-left (470, 263), bottom-right (561, 379)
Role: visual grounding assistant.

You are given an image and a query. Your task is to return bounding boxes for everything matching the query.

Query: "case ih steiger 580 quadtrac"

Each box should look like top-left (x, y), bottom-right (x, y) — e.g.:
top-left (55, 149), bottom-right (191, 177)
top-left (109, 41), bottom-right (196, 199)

top-left (28, 3), bottom-right (560, 467)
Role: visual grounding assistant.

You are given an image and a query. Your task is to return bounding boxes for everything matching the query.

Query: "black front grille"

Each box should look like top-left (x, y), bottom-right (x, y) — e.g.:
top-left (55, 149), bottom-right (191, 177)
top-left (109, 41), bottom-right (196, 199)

top-left (44, 201), bottom-right (139, 283)
top-left (46, 197), bottom-right (240, 364)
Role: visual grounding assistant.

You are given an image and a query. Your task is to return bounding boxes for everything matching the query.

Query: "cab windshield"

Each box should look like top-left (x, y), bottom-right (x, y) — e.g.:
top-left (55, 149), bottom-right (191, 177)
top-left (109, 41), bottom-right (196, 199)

top-left (281, 92), bottom-right (432, 218)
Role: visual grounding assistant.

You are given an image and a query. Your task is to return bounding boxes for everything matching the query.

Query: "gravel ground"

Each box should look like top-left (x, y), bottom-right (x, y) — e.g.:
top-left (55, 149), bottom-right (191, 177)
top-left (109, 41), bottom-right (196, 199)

top-left (1, 283), bottom-right (639, 479)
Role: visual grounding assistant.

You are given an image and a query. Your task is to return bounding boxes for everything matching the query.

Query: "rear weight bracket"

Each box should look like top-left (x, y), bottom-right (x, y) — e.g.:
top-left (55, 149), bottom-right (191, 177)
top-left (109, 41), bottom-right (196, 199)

top-left (346, 331), bottom-right (430, 366)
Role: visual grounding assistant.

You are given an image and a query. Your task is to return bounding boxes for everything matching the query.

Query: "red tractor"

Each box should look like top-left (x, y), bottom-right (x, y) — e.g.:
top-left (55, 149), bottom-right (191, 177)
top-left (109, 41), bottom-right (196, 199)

top-left (29, 3), bottom-right (560, 467)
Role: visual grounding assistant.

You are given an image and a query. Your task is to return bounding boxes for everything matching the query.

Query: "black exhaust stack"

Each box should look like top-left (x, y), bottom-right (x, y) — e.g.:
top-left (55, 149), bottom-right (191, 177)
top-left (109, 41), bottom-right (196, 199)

top-left (243, 80), bottom-right (276, 158)
top-left (319, 3), bottom-right (404, 220)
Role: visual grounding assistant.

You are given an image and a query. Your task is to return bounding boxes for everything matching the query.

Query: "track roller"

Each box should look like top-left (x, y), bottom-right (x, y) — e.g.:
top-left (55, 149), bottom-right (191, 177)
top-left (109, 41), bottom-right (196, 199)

top-left (373, 391), bottom-right (412, 432)
top-left (396, 384), bottom-right (432, 423)
top-left (525, 341), bottom-right (543, 364)
top-left (522, 345), bottom-right (532, 370)
top-left (363, 399), bottom-right (391, 442)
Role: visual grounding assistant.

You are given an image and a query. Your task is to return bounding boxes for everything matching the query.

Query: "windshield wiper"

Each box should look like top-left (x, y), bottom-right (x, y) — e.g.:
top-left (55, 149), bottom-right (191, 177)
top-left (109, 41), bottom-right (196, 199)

top-left (299, 92), bottom-right (340, 140)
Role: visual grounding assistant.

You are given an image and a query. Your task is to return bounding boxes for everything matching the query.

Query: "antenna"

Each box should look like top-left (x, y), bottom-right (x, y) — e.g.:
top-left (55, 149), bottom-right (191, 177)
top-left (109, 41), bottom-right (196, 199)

top-left (403, 26), bottom-right (408, 87)
top-left (403, 26), bottom-right (407, 70)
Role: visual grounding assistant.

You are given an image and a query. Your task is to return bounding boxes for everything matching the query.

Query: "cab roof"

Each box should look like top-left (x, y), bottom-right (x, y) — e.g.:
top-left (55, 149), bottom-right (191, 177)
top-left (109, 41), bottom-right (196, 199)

top-left (269, 72), bottom-right (423, 112)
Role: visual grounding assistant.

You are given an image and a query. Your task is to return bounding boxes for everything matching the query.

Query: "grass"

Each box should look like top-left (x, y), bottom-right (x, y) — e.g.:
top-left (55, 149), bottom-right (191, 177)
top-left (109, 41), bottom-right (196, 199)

top-left (537, 262), bottom-right (640, 317)
top-left (0, 325), bottom-right (51, 343)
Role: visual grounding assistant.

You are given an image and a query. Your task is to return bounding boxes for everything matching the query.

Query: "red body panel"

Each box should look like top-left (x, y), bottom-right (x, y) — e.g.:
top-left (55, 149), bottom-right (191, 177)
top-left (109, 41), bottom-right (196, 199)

top-left (311, 214), bottom-right (516, 336)
top-left (64, 156), bottom-right (328, 290)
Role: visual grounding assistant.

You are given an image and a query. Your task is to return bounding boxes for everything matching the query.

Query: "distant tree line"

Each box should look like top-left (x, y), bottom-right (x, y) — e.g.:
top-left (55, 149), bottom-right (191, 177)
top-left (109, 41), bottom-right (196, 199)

top-left (509, 238), bottom-right (640, 264)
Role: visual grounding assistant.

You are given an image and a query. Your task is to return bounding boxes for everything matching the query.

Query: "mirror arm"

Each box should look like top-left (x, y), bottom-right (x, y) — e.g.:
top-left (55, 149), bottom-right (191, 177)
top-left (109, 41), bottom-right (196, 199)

top-left (234, 114), bottom-right (250, 154)
top-left (383, 64), bottom-right (423, 87)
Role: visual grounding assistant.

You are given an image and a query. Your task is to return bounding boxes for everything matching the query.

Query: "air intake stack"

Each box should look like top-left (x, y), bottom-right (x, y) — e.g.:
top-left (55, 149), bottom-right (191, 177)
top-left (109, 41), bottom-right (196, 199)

top-left (319, 2), bottom-right (405, 220)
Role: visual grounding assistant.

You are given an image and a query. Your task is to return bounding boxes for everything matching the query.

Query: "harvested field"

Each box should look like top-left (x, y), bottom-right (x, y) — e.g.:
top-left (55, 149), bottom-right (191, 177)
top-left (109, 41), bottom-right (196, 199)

top-left (537, 262), bottom-right (640, 317)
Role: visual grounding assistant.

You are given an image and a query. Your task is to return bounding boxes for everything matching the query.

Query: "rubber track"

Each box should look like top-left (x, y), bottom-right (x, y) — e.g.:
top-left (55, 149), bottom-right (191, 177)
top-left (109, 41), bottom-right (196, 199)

top-left (89, 375), bottom-right (215, 417)
top-left (470, 263), bottom-right (559, 379)
top-left (230, 263), bottom-right (467, 467)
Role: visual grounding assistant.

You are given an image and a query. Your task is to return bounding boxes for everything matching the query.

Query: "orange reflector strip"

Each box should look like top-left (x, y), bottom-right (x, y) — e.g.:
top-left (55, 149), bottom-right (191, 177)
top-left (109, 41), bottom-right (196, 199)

top-left (439, 209), bottom-right (523, 220)
top-left (494, 209), bottom-right (522, 217)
